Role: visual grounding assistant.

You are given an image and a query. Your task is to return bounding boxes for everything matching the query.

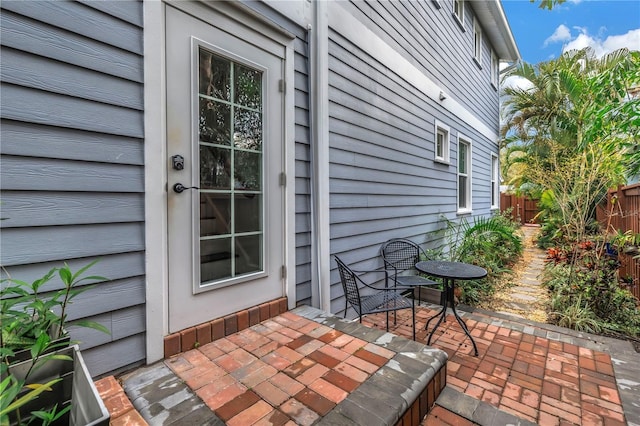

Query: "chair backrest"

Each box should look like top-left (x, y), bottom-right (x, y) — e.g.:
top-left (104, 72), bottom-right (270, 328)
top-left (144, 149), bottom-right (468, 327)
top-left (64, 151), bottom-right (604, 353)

top-left (334, 256), bottom-right (362, 309)
top-left (381, 238), bottom-right (421, 272)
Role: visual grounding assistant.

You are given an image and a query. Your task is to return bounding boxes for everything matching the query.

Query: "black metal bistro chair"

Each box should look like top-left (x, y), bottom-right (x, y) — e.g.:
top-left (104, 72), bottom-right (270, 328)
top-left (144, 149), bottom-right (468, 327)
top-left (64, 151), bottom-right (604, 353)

top-left (335, 255), bottom-right (416, 340)
top-left (381, 238), bottom-right (439, 304)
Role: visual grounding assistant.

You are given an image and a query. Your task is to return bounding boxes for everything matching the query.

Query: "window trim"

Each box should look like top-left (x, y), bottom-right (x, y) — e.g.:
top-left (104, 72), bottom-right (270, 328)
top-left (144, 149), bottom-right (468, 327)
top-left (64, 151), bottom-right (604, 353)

top-left (490, 50), bottom-right (499, 89)
top-left (434, 121), bottom-right (451, 164)
top-left (473, 18), bottom-right (482, 68)
top-left (457, 135), bottom-right (472, 214)
top-left (491, 153), bottom-right (499, 210)
top-left (452, 0), bottom-right (465, 30)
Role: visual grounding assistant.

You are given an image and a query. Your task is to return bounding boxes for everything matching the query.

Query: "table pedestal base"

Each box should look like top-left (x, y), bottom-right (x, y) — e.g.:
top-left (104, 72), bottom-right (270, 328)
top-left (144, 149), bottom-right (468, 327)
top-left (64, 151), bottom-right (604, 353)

top-left (425, 279), bottom-right (478, 356)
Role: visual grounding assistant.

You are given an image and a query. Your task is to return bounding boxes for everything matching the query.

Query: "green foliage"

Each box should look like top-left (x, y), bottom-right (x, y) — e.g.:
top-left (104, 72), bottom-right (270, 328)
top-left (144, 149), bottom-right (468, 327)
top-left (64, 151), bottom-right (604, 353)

top-left (1, 260), bottom-right (108, 362)
top-left (432, 212), bottom-right (523, 305)
top-left (543, 257), bottom-right (640, 337)
top-left (501, 48), bottom-right (638, 199)
top-left (552, 297), bottom-right (602, 334)
top-left (0, 262), bottom-right (109, 425)
top-left (531, 0), bottom-right (565, 10)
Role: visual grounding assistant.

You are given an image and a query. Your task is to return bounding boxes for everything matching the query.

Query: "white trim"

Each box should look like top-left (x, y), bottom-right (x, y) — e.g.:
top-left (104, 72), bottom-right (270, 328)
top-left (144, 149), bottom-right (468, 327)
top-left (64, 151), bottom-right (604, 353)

top-left (491, 152), bottom-right (499, 210)
top-left (473, 17), bottom-right (482, 67)
top-left (328, 2), bottom-right (497, 142)
top-left (313, 0), bottom-right (331, 313)
top-left (490, 50), bottom-right (498, 89)
top-left (284, 42), bottom-right (296, 310)
top-left (143, 0), bottom-right (167, 364)
top-left (453, 0), bottom-right (465, 29)
top-left (457, 134), bottom-right (472, 214)
top-left (434, 120), bottom-right (450, 164)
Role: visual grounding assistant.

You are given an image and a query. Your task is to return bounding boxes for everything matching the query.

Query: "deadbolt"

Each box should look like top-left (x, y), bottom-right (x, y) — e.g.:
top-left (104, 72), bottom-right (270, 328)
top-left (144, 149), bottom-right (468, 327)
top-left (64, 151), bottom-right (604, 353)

top-left (171, 155), bottom-right (184, 170)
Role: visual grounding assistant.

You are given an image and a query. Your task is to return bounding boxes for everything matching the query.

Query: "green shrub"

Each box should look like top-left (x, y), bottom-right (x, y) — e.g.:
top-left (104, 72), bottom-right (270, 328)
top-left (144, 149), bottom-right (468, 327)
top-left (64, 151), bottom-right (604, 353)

top-left (431, 212), bottom-right (524, 305)
top-left (543, 259), bottom-right (640, 337)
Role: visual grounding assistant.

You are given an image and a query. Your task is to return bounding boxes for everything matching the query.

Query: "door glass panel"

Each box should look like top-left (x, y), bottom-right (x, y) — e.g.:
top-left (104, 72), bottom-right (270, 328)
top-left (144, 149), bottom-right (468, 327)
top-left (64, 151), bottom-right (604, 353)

top-left (235, 194), bottom-right (261, 233)
top-left (200, 193), bottom-right (231, 236)
top-left (235, 235), bottom-right (262, 276)
top-left (199, 98), bottom-right (231, 145)
top-left (234, 108), bottom-right (262, 150)
top-left (199, 50), bottom-right (231, 101)
top-left (234, 151), bottom-right (261, 191)
top-left (198, 47), bottom-right (264, 286)
top-left (234, 64), bottom-right (262, 109)
top-left (200, 146), bottom-right (231, 190)
top-left (200, 238), bottom-right (232, 282)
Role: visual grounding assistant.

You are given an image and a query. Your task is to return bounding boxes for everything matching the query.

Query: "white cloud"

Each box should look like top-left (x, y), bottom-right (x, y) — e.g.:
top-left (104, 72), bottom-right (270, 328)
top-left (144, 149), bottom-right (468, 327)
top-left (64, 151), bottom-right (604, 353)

top-left (563, 28), bottom-right (640, 57)
top-left (544, 25), bottom-right (572, 47)
top-left (503, 75), bottom-right (534, 91)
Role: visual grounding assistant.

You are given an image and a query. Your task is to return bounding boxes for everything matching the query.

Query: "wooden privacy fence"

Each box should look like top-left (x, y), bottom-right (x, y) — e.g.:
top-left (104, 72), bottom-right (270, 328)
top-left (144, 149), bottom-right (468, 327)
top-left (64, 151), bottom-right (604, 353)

top-left (596, 183), bottom-right (640, 300)
top-left (500, 193), bottom-right (539, 225)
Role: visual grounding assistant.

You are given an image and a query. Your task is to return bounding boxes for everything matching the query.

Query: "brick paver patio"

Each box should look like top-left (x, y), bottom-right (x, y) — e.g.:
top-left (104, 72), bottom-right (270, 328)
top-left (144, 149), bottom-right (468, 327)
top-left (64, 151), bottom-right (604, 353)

top-left (363, 305), bottom-right (630, 425)
top-left (98, 303), bottom-right (638, 425)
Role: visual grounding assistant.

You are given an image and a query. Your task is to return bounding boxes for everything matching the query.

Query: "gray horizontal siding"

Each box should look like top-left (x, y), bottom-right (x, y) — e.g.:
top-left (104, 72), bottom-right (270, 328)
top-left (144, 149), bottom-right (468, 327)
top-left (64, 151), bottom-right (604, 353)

top-left (1, 8), bottom-right (143, 82)
top-left (1, 120), bottom-right (143, 165)
top-left (327, 25), bottom-right (498, 315)
top-left (2, 85), bottom-right (143, 137)
top-left (0, 1), bottom-right (145, 376)
top-left (343, 0), bottom-right (499, 132)
top-left (1, 155), bottom-right (144, 192)
top-left (1, 224), bottom-right (145, 266)
top-left (0, 192), bottom-right (144, 228)
top-left (1, 48), bottom-right (144, 110)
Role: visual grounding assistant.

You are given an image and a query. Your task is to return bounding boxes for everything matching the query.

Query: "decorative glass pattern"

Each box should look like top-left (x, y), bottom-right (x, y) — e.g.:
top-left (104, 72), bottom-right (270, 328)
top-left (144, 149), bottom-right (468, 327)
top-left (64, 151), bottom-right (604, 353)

top-left (198, 47), bottom-right (264, 285)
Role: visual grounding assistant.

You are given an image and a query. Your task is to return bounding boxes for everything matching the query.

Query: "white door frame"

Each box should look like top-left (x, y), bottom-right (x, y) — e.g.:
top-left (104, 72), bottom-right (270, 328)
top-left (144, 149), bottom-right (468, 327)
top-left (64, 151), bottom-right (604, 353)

top-left (143, 0), bottom-right (296, 364)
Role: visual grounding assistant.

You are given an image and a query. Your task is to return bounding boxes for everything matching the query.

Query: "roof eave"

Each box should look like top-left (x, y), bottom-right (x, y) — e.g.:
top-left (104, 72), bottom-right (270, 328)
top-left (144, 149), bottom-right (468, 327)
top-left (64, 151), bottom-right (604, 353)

top-left (469, 0), bottom-right (521, 62)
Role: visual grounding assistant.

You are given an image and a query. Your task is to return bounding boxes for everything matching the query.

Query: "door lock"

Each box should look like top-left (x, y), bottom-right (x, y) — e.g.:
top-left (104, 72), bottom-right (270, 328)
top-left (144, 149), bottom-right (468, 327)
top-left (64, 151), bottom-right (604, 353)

top-left (173, 183), bottom-right (199, 193)
top-left (171, 155), bottom-right (184, 170)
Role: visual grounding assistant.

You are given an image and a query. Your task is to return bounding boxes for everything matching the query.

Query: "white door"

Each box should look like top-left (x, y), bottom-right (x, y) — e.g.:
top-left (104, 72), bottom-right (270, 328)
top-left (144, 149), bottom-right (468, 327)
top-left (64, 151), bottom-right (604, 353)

top-left (166, 4), bottom-right (285, 333)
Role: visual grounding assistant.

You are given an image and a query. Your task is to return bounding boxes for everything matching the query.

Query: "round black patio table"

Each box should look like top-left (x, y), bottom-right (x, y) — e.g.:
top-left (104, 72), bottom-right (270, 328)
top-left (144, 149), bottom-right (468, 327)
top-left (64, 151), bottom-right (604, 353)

top-left (415, 260), bottom-right (487, 356)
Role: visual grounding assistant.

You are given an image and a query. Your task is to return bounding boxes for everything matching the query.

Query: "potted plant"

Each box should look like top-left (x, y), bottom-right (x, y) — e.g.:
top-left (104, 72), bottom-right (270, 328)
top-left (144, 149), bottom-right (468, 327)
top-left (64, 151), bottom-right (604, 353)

top-left (0, 261), bottom-right (111, 426)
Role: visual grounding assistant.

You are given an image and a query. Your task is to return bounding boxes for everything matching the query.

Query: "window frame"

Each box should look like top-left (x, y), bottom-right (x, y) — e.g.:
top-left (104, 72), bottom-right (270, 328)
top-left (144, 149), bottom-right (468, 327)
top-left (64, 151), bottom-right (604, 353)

top-left (473, 18), bottom-right (482, 68)
top-left (491, 50), bottom-right (499, 89)
top-left (453, 0), bottom-right (465, 30)
top-left (457, 135), bottom-right (472, 214)
top-left (491, 153), bottom-right (499, 210)
top-left (434, 121), bottom-right (451, 164)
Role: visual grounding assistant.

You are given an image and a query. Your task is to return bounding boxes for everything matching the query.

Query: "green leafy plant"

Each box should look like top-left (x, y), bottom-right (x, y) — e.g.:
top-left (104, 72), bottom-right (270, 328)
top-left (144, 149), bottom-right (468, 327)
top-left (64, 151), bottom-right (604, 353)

top-left (430, 212), bottom-right (523, 304)
top-left (1, 261), bottom-right (108, 363)
top-left (0, 261), bottom-right (109, 425)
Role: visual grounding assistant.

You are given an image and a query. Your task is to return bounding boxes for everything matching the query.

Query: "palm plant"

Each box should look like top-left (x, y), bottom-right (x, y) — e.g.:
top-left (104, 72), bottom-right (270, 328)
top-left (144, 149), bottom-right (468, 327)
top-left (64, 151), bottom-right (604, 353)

top-left (501, 47), bottom-right (638, 245)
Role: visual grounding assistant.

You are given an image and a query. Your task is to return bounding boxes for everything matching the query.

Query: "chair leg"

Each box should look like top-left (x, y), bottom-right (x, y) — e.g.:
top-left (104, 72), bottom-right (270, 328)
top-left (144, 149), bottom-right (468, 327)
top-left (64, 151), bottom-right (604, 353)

top-left (412, 300), bottom-right (416, 341)
top-left (386, 311), bottom-right (390, 331)
top-left (344, 300), bottom-right (348, 318)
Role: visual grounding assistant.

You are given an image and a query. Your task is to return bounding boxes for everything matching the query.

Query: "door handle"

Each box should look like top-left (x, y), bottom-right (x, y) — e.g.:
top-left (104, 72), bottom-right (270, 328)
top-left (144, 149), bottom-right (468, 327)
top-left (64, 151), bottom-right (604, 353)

top-left (173, 183), bottom-right (200, 193)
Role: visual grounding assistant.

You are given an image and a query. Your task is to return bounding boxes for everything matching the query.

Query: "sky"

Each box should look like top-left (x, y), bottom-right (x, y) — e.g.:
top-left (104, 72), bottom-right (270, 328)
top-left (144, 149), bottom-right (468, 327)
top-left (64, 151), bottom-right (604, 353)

top-left (501, 0), bottom-right (640, 65)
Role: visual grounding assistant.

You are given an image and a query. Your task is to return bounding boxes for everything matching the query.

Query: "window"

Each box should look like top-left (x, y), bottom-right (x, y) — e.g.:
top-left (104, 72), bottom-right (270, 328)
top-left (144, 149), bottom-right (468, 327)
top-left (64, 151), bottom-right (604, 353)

top-left (491, 153), bottom-right (499, 209)
top-left (198, 47), bottom-right (265, 285)
top-left (434, 121), bottom-right (450, 163)
top-left (491, 50), bottom-right (499, 88)
top-left (473, 19), bottom-right (482, 67)
top-left (453, 0), bottom-right (464, 28)
top-left (458, 136), bottom-right (472, 212)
